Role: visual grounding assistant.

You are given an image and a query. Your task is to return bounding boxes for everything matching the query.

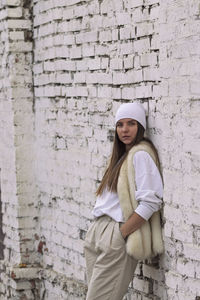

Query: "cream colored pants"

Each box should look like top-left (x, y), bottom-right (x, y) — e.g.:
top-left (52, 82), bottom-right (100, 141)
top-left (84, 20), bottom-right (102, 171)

top-left (84, 215), bottom-right (138, 300)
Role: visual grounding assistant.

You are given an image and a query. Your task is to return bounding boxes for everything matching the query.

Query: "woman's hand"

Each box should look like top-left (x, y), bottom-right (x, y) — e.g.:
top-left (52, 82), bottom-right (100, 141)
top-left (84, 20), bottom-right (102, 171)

top-left (119, 227), bottom-right (127, 240)
top-left (119, 212), bottom-right (146, 239)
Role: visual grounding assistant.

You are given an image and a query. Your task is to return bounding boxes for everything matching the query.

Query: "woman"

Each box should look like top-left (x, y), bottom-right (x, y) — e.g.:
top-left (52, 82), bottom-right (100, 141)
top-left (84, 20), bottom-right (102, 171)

top-left (84, 102), bottom-right (164, 300)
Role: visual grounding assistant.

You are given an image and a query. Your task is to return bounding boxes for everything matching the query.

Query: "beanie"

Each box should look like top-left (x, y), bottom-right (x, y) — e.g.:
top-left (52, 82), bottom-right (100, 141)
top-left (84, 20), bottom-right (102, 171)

top-left (115, 102), bottom-right (146, 130)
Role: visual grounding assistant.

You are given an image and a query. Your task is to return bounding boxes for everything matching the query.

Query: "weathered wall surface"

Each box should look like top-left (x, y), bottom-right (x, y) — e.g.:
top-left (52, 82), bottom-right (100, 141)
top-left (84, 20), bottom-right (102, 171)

top-left (160, 0), bottom-right (200, 299)
top-left (0, 1), bottom-right (40, 299)
top-left (33, 0), bottom-right (162, 299)
top-left (0, 0), bottom-right (199, 299)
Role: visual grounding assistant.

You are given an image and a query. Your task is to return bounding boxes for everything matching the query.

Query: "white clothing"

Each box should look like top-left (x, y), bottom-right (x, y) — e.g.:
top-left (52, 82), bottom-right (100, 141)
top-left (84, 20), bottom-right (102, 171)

top-left (115, 102), bottom-right (146, 130)
top-left (92, 151), bottom-right (163, 221)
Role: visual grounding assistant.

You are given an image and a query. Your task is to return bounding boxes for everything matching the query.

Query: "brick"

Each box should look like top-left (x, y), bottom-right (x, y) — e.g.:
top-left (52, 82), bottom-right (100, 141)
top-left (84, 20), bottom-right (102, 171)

top-left (101, 0), bottom-right (123, 13)
top-left (55, 60), bottom-right (76, 71)
top-left (143, 67), bottom-right (159, 81)
top-left (95, 44), bottom-right (109, 56)
top-left (122, 87), bottom-right (135, 99)
top-left (140, 53), bottom-right (158, 67)
top-left (74, 4), bottom-right (88, 18)
top-left (132, 7), bottom-right (143, 22)
top-left (99, 30), bottom-right (112, 42)
top-left (70, 46), bottom-right (82, 59)
top-left (120, 42), bottom-right (134, 55)
top-left (150, 34), bottom-right (159, 50)
top-left (135, 85), bottom-right (152, 98)
top-left (34, 74), bottom-right (48, 85)
top-left (124, 56), bottom-right (134, 69)
top-left (38, 23), bottom-right (56, 37)
top-left (7, 19), bottom-right (31, 29)
top-left (110, 58), bottom-right (123, 70)
top-left (120, 27), bottom-right (132, 40)
top-left (136, 22), bottom-right (153, 37)
top-left (149, 5), bottom-right (160, 20)
top-left (76, 31), bottom-right (98, 44)
top-left (143, 264), bottom-right (164, 281)
top-left (44, 61), bottom-right (55, 72)
top-left (88, 58), bottom-right (101, 70)
top-left (97, 86), bottom-right (112, 98)
top-left (112, 87), bottom-right (121, 99)
top-left (74, 72), bottom-right (86, 83)
top-left (82, 44), bottom-right (95, 57)
top-left (63, 34), bottom-right (75, 45)
top-left (112, 29), bottom-right (118, 41)
top-left (43, 47), bottom-right (56, 60)
top-left (127, 0), bottom-right (144, 8)
top-left (116, 12), bottom-right (131, 25)
top-left (7, 7), bottom-right (23, 18)
top-left (9, 31), bottom-right (24, 40)
top-left (102, 15), bottom-right (115, 28)
top-left (101, 57), bottom-right (109, 69)
top-left (87, 73), bottom-right (112, 84)
top-left (134, 277), bottom-right (150, 294)
top-left (53, 35), bottom-right (64, 46)
top-left (76, 60), bottom-right (88, 71)
top-left (63, 8), bottom-right (74, 20)
top-left (134, 38), bottom-right (150, 53)
top-left (6, 0), bottom-right (20, 5)
top-left (113, 70), bottom-right (142, 85)
top-left (65, 86), bottom-right (88, 97)
top-left (55, 73), bottom-right (72, 84)
top-left (44, 86), bottom-right (61, 97)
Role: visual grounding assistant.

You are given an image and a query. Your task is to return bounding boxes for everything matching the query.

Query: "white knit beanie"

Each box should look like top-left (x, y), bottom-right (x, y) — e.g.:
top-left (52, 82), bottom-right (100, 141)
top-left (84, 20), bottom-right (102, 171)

top-left (115, 102), bottom-right (146, 130)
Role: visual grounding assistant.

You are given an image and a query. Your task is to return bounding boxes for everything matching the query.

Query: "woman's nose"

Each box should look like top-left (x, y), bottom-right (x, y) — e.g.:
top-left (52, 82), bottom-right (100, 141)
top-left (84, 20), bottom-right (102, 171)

top-left (122, 125), bottom-right (128, 132)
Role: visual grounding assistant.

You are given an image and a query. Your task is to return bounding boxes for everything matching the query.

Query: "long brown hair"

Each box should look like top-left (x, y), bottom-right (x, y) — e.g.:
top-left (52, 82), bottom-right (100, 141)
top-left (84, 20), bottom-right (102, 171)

top-left (96, 122), bottom-right (160, 196)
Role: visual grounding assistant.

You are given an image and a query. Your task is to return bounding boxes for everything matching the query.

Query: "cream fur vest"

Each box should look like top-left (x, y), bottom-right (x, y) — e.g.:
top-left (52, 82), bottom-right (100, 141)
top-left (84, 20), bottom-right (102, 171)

top-left (117, 141), bottom-right (164, 260)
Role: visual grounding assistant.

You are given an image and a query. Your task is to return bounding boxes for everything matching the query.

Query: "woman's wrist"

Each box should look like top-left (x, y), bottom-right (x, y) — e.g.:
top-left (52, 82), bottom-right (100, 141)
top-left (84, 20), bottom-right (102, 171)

top-left (120, 212), bottom-right (146, 240)
top-left (120, 226), bottom-right (128, 240)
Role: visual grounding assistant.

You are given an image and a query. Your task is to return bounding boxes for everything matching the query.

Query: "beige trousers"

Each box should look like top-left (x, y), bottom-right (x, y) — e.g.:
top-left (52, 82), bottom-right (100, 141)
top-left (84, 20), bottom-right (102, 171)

top-left (84, 215), bottom-right (138, 300)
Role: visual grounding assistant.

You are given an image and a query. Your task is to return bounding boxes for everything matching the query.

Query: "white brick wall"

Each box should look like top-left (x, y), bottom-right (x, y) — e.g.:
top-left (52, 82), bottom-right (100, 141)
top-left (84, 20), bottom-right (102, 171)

top-left (159, 1), bottom-right (200, 299)
top-left (0, 1), bottom-right (40, 299)
top-left (32, 0), bottom-right (162, 298)
top-left (0, 0), bottom-right (200, 299)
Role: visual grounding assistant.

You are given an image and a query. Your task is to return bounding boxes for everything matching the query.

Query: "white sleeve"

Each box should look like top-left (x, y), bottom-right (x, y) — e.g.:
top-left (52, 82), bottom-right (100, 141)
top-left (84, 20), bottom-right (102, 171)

top-left (133, 151), bottom-right (163, 221)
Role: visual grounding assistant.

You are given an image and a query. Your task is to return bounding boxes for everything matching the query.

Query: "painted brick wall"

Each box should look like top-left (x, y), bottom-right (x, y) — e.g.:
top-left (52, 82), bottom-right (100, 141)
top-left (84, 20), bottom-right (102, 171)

top-left (33, 0), bottom-right (162, 299)
top-left (159, 0), bottom-right (200, 299)
top-left (0, 0), bottom-right (199, 299)
top-left (0, 1), bottom-right (40, 299)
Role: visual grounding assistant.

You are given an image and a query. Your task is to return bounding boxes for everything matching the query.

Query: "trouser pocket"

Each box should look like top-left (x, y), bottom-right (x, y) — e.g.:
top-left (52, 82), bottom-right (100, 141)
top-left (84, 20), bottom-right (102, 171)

top-left (118, 222), bottom-right (126, 243)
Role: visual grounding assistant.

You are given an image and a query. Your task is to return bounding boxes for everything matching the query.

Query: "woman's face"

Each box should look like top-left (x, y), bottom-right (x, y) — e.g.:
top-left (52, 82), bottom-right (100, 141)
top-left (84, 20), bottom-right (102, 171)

top-left (116, 118), bottom-right (138, 150)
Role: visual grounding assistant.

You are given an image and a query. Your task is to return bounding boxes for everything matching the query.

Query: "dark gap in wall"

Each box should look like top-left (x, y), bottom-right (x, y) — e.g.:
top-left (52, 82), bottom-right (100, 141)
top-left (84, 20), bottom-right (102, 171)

top-left (23, 0), bottom-right (31, 9)
top-left (79, 229), bottom-right (86, 240)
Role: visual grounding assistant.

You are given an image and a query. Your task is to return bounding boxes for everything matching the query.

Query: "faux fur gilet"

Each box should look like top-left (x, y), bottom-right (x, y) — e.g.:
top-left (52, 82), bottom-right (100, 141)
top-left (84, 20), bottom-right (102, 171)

top-left (117, 141), bottom-right (164, 260)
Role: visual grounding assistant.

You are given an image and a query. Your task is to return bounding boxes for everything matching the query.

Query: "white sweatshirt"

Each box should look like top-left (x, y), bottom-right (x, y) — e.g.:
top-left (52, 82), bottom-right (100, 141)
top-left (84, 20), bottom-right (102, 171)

top-left (92, 151), bottom-right (163, 222)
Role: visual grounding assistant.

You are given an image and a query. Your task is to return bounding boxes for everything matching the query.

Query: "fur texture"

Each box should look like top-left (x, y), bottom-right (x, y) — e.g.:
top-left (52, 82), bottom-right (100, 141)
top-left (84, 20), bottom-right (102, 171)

top-left (117, 141), bottom-right (164, 260)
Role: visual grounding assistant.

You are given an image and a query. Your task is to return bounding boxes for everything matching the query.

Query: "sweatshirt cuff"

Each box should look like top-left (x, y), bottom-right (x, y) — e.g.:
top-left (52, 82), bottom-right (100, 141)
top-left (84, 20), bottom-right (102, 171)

top-left (135, 205), bottom-right (153, 221)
